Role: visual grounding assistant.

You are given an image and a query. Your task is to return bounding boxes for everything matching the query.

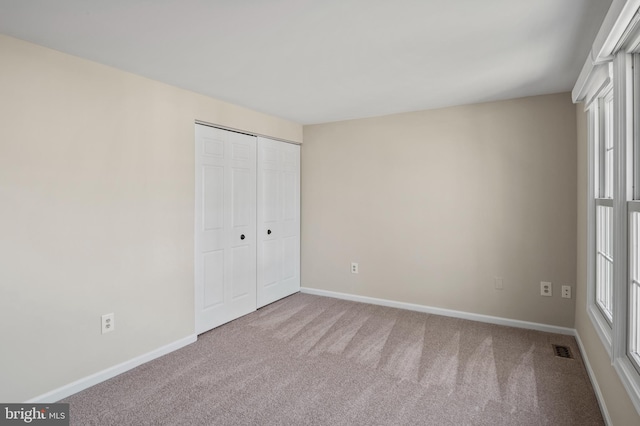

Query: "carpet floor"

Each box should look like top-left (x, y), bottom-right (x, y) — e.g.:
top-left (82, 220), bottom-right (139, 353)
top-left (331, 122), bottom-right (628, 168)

top-left (63, 293), bottom-right (604, 425)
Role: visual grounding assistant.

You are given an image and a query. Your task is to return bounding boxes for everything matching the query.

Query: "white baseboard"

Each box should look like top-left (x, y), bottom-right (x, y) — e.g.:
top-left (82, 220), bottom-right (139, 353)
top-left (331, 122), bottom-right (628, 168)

top-left (574, 331), bottom-right (612, 425)
top-left (26, 334), bottom-right (197, 403)
top-left (300, 287), bottom-right (575, 335)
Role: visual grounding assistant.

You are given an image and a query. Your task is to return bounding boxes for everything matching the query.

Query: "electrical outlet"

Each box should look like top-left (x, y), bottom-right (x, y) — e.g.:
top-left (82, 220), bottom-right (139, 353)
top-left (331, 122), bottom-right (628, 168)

top-left (541, 281), bottom-right (552, 297)
top-left (494, 277), bottom-right (503, 290)
top-left (351, 262), bottom-right (359, 274)
top-left (562, 285), bottom-right (571, 299)
top-left (101, 313), bottom-right (115, 334)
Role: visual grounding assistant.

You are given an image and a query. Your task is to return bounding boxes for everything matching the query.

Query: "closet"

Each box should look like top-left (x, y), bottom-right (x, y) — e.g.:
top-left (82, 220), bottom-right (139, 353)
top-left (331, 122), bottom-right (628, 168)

top-left (194, 124), bottom-right (300, 334)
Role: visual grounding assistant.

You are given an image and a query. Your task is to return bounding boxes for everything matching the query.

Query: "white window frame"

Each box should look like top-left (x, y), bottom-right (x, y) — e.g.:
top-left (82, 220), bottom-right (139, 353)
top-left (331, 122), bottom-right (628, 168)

top-left (583, 50), bottom-right (640, 414)
top-left (595, 89), bottom-right (615, 323)
top-left (575, 2), bottom-right (640, 415)
top-left (630, 203), bottom-right (640, 372)
top-left (626, 53), bottom-right (640, 377)
top-left (610, 52), bottom-right (639, 408)
top-left (586, 71), bottom-right (614, 356)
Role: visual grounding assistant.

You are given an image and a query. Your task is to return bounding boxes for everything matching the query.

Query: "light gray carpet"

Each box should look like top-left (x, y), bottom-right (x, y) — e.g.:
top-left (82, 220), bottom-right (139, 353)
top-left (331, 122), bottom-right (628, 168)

top-left (63, 293), bottom-right (604, 425)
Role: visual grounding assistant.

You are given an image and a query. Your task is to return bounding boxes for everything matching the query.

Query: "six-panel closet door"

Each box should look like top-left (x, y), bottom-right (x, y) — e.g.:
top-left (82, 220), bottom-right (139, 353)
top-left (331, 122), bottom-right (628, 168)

top-left (257, 137), bottom-right (300, 308)
top-left (195, 124), bottom-right (257, 334)
top-left (195, 126), bottom-right (300, 335)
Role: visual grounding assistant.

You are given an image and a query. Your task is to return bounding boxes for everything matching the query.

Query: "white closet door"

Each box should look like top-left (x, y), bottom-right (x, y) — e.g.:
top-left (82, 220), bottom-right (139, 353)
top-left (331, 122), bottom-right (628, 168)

top-left (195, 124), bottom-right (257, 334)
top-left (257, 137), bottom-right (300, 308)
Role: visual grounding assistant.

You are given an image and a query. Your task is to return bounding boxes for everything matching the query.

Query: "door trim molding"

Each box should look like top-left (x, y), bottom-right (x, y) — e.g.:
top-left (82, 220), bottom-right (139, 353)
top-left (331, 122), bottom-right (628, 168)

top-left (194, 120), bottom-right (301, 146)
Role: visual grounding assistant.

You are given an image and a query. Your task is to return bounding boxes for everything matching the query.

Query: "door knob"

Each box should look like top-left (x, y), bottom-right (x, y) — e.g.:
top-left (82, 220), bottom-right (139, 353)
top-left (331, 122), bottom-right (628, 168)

top-left (240, 234), bottom-right (245, 240)
top-left (267, 229), bottom-right (272, 235)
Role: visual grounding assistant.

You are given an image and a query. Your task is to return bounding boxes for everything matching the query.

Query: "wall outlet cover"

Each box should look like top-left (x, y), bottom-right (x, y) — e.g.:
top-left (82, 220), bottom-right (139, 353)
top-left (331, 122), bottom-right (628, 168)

top-left (101, 313), bottom-right (115, 334)
top-left (541, 281), bottom-right (552, 297)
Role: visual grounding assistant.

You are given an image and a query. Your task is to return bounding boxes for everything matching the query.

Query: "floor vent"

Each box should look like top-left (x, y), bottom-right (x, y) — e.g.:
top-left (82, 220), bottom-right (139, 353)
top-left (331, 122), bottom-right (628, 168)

top-left (552, 344), bottom-right (573, 359)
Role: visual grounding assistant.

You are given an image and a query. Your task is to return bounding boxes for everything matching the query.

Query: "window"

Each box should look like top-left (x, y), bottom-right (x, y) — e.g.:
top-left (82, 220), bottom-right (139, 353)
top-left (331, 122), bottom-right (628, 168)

top-left (596, 91), bottom-right (614, 323)
top-left (576, 7), bottom-right (640, 414)
top-left (582, 53), bottom-right (640, 414)
top-left (596, 202), bottom-right (614, 320)
top-left (629, 57), bottom-right (640, 374)
top-left (630, 206), bottom-right (640, 371)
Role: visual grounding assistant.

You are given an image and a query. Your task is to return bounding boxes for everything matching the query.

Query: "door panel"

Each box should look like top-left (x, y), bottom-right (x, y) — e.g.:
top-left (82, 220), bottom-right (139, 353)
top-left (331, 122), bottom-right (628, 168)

top-left (230, 245), bottom-right (252, 299)
top-left (262, 170), bottom-right (279, 222)
top-left (195, 124), bottom-right (256, 334)
top-left (203, 250), bottom-right (224, 308)
top-left (262, 239), bottom-right (279, 287)
top-left (232, 167), bottom-right (252, 227)
top-left (257, 137), bottom-right (300, 308)
top-left (282, 236), bottom-right (296, 280)
top-left (203, 165), bottom-right (224, 231)
top-left (283, 172), bottom-right (296, 221)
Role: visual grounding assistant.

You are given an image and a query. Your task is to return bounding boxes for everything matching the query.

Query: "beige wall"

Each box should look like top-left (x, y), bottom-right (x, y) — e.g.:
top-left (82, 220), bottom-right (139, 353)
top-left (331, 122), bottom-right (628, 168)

top-left (575, 104), bottom-right (640, 424)
top-left (0, 35), bottom-right (302, 402)
top-left (302, 93), bottom-right (577, 327)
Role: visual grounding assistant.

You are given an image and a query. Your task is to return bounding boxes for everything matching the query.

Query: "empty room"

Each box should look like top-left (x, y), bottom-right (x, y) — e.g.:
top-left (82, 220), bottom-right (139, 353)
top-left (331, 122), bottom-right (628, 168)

top-left (2, 0), bottom-right (640, 425)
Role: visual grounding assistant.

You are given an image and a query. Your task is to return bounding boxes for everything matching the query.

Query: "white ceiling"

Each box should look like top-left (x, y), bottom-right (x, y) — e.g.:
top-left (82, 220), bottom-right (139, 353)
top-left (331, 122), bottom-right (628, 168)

top-left (0, 0), bottom-right (611, 124)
